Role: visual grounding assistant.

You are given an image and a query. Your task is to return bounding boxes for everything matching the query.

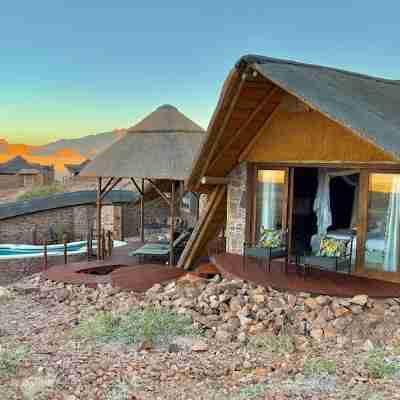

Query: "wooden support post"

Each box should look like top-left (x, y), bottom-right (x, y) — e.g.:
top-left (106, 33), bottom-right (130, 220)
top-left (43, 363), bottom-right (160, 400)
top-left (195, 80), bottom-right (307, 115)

top-left (96, 177), bottom-right (102, 260)
top-left (63, 234), bottom-right (68, 265)
top-left (140, 178), bottom-right (145, 243)
top-left (86, 232), bottom-right (91, 261)
top-left (130, 178), bottom-right (144, 196)
top-left (146, 178), bottom-right (171, 206)
top-left (43, 240), bottom-right (48, 271)
top-left (89, 228), bottom-right (94, 259)
top-left (170, 181), bottom-right (175, 266)
top-left (107, 230), bottom-right (113, 257)
top-left (102, 229), bottom-right (106, 259)
top-left (100, 177), bottom-right (123, 200)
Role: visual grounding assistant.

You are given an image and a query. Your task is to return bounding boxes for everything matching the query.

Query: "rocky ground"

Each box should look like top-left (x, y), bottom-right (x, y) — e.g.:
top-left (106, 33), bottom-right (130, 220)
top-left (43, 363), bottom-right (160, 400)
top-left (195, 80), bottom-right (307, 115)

top-left (1, 273), bottom-right (400, 399)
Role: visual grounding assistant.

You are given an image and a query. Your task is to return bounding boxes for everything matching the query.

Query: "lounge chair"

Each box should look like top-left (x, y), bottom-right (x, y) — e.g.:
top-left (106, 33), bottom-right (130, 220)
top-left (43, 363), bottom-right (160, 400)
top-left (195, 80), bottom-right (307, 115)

top-left (295, 233), bottom-right (355, 274)
top-left (243, 228), bottom-right (289, 273)
top-left (129, 230), bottom-right (192, 264)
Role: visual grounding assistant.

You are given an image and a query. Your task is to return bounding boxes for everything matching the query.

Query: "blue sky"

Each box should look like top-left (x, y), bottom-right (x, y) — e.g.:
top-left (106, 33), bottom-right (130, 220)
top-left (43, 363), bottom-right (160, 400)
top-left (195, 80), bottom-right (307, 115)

top-left (0, 1), bottom-right (399, 144)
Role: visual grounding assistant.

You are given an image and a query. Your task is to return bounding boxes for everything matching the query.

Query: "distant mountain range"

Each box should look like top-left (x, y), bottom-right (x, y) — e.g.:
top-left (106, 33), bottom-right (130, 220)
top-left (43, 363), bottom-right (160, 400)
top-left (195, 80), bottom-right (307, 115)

top-left (0, 129), bottom-right (126, 176)
top-left (32, 129), bottom-right (126, 159)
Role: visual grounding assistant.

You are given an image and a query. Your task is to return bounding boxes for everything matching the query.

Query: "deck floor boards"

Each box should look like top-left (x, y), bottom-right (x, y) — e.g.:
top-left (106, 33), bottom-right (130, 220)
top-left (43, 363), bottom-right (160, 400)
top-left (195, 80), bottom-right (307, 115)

top-left (44, 240), bottom-right (184, 291)
top-left (213, 253), bottom-right (400, 298)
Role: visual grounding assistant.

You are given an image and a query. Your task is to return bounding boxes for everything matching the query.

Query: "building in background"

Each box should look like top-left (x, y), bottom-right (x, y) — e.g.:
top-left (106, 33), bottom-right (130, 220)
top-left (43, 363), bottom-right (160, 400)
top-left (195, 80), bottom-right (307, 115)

top-left (0, 156), bottom-right (54, 189)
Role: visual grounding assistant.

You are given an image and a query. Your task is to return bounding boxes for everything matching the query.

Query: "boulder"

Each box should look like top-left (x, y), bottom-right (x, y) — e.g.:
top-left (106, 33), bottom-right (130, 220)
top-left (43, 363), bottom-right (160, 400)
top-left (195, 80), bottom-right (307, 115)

top-left (351, 294), bottom-right (368, 306)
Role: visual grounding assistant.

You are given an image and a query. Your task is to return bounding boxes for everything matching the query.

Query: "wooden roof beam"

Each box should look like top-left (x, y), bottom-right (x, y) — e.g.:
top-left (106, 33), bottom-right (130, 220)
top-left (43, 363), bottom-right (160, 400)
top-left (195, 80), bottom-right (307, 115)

top-left (130, 178), bottom-right (144, 196)
top-left (197, 71), bottom-right (248, 183)
top-left (100, 177), bottom-right (123, 200)
top-left (208, 87), bottom-right (281, 172)
top-left (146, 178), bottom-right (171, 206)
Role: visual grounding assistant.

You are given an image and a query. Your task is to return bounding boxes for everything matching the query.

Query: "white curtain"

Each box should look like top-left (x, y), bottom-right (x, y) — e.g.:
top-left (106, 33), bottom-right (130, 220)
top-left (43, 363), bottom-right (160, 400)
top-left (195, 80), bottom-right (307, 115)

top-left (259, 183), bottom-right (280, 229)
top-left (383, 176), bottom-right (400, 272)
top-left (313, 169), bottom-right (332, 236)
top-left (313, 169), bottom-right (359, 236)
top-left (258, 171), bottom-right (283, 230)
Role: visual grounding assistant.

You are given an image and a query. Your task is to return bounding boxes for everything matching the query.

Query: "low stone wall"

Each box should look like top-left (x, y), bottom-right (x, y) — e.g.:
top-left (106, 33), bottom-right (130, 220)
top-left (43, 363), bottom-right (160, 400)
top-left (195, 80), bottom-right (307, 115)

top-left (0, 174), bottom-right (23, 189)
top-left (0, 205), bottom-right (101, 244)
top-left (0, 196), bottom-right (197, 245)
top-left (0, 203), bottom-right (137, 244)
top-left (0, 253), bottom-right (86, 286)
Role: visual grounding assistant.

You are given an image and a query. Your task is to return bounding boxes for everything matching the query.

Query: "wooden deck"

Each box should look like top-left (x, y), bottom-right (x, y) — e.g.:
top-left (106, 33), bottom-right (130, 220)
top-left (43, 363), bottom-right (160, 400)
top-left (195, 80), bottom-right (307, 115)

top-left (44, 241), bottom-right (185, 292)
top-left (213, 253), bottom-right (400, 298)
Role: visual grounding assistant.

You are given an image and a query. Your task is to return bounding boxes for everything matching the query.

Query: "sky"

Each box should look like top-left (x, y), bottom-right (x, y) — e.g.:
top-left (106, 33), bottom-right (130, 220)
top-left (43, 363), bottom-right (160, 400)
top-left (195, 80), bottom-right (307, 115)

top-left (0, 1), bottom-right (399, 145)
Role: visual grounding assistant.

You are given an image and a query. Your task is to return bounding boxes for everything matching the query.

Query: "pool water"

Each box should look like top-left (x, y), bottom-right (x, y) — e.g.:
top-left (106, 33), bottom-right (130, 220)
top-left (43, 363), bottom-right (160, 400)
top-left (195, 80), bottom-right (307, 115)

top-left (0, 240), bottom-right (127, 260)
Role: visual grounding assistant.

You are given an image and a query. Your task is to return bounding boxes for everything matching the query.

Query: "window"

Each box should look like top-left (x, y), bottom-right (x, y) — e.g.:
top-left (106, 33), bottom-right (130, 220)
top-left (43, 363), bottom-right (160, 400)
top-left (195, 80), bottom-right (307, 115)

top-left (255, 169), bottom-right (286, 241)
top-left (365, 173), bottom-right (400, 272)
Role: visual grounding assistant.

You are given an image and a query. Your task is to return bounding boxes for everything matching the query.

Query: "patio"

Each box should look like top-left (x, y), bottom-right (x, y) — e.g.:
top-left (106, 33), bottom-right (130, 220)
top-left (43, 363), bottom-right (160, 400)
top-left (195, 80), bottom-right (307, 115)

top-left (43, 240), bottom-right (185, 291)
top-left (212, 253), bottom-right (400, 298)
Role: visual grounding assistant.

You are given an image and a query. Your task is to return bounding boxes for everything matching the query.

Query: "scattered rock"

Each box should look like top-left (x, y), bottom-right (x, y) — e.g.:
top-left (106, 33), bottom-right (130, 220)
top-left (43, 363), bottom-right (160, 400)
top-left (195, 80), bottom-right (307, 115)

top-left (191, 341), bottom-right (209, 352)
top-left (215, 329), bottom-right (233, 342)
top-left (362, 339), bottom-right (375, 352)
top-left (138, 339), bottom-right (154, 351)
top-left (168, 343), bottom-right (180, 353)
top-left (351, 294), bottom-right (368, 306)
top-left (0, 287), bottom-right (11, 298)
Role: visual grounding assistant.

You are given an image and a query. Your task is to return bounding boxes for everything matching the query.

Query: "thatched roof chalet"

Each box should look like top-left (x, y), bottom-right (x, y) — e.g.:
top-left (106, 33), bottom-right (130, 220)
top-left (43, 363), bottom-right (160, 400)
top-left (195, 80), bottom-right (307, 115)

top-left (81, 105), bottom-right (205, 181)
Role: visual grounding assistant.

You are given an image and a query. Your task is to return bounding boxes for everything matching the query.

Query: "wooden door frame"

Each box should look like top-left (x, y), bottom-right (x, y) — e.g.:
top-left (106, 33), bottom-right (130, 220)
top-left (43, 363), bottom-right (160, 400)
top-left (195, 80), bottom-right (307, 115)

top-left (247, 164), bottom-right (290, 243)
top-left (246, 162), bottom-right (400, 282)
top-left (356, 169), bottom-right (400, 282)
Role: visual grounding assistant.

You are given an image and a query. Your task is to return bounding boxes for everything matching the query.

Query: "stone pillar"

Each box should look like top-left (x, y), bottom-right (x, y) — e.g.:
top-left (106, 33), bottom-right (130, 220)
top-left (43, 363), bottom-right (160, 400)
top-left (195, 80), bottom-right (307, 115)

top-left (113, 205), bottom-right (123, 240)
top-left (198, 194), bottom-right (208, 218)
top-left (226, 162), bottom-right (248, 255)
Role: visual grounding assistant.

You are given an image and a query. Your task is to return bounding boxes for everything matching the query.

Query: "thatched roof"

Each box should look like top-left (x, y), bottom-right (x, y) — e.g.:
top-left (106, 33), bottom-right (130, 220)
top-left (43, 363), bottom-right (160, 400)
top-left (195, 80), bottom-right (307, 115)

top-left (81, 105), bottom-right (205, 180)
top-left (187, 55), bottom-right (400, 190)
top-left (65, 159), bottom-right (91, 175)
top-left (0, 156), bottom-right (53, 175)
top-left (241, 55), bottom-right (400, 158)
top-left (128, 104), bottom-right (204, 133)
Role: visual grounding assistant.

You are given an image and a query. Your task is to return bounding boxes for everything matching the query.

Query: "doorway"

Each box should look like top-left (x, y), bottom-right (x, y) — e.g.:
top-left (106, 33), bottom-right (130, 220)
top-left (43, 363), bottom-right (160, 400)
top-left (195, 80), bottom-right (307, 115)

top-left (290, 167), bottom-right (359, 257)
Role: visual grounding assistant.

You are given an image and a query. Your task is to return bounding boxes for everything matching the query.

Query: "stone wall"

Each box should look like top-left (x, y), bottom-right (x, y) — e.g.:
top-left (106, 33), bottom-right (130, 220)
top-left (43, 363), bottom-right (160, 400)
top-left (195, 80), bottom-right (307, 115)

top-left (0, 175), bottom-right (23, 189)
top-left (73, 205), bottom-right (96, 240)
top-left (226, 162), bottom-right (248, 254)
top-left (0, 204), bottom-right (126, 244)
top-left (0, 207), bottom-right (76, 244)
top-left (0, 197), bottom-right (196, 245)
top-left (123, 198), bottom-right (197, 239)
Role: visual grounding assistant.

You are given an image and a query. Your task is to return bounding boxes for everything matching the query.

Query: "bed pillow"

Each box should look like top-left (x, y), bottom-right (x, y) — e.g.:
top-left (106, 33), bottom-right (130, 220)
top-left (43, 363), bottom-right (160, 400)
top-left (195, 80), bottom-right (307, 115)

top-left (259, 228), bottom-right (283, 249)
top-left (318, 236), bottom-right (348, 257)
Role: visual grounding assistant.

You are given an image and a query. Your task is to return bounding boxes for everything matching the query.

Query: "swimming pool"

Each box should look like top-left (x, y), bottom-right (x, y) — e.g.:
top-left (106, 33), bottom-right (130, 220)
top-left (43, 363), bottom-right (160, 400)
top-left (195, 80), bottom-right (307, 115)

top-left (0, 240), bottom-right (127, 260)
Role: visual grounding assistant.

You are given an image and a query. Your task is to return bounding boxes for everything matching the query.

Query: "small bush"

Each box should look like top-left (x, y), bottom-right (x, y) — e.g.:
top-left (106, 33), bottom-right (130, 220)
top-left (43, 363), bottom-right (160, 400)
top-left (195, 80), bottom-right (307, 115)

top-left (105, 376), bottom-right (143, 400)
top-left (366, 349), bottom-right (400, 379)
top-left (303, 357), bottom-right (336, 377)
top-left (21, 374), bottom-right (56, 400)
top-left (235, 383), bottom-right (268, 399)
top-left (248, 334), bottom-right (296, 355)
top-left (17, 183), bottom-right (65, 201)
top-left (0, 345), bottom-right (30, 377)
top-left (73, 308), bottom-right (198, 346)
